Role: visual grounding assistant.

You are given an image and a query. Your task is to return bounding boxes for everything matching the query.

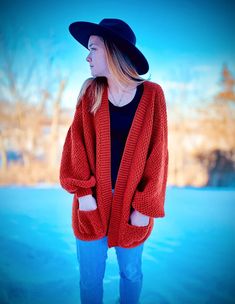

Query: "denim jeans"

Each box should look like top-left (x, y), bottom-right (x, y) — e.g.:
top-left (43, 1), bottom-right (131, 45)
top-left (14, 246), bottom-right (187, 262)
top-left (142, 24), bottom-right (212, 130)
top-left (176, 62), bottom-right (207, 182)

top-left (75, 188), bottom-right (144, 304)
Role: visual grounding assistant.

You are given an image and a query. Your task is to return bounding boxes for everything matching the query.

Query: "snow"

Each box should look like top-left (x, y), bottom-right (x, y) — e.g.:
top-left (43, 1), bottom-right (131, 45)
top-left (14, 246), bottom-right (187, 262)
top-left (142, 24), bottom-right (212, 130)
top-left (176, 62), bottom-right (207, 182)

top-left (0, 186), bottom-right (234, 303)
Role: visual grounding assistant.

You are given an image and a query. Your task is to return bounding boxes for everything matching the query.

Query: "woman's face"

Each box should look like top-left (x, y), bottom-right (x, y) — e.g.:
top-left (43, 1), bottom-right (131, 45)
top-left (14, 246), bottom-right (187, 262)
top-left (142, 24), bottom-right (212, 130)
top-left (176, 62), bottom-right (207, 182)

top-left (86, 35), bottom-right (109, 77)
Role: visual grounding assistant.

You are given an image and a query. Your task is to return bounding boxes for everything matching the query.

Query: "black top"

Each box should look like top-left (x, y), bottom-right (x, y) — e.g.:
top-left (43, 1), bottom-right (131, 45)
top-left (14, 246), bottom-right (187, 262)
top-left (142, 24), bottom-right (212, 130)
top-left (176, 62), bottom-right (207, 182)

top-left (109, 82), bottom-right (144, 189)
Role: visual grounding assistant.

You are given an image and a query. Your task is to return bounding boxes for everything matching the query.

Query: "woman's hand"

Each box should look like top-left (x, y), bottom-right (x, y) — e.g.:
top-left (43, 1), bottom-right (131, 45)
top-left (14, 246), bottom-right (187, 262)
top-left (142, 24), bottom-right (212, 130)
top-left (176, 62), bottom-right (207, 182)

top-left (130, 209), bottom-right (150, 227)
top-left (78, 194), bottom-right (97, 211)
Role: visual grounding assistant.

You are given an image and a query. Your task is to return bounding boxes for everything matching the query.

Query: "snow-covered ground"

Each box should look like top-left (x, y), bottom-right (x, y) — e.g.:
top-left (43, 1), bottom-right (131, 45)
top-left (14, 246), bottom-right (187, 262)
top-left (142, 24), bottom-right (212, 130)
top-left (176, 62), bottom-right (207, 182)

top-left (0, 186), bottom-right (234, 304)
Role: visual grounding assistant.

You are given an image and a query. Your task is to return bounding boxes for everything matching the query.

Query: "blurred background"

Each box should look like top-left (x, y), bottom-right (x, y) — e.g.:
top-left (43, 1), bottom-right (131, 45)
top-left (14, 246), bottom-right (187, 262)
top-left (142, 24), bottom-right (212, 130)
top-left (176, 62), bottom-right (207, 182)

top-left (0, 1), bottom-right (235, 304)
top-left (0, 0), bottom-right (234, 187)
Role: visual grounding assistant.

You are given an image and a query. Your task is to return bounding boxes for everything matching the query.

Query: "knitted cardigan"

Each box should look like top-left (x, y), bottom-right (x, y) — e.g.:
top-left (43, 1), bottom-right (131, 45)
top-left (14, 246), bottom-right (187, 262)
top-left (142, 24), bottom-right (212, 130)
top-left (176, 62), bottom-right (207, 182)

top-left (60, 80), bottom-right (168, 248)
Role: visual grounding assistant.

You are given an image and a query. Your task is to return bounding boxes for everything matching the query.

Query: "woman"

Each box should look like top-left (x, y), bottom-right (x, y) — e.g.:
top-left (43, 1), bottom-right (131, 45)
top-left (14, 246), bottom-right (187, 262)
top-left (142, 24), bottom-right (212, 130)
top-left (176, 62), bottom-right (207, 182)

top-left (60, 18), bottom-right (168, 304)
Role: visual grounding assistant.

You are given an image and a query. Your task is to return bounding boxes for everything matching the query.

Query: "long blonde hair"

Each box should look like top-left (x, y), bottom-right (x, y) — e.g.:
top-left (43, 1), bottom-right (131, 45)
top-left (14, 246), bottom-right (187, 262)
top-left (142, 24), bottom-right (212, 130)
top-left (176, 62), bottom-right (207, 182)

top-left (77, 36), bottom-right (151, 115)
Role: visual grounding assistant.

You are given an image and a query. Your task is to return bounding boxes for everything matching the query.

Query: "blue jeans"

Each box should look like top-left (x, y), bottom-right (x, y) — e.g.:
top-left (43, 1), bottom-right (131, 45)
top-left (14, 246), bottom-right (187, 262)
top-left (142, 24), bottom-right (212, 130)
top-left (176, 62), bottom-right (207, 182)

top-left (75, 188), bottom-right (144, 304)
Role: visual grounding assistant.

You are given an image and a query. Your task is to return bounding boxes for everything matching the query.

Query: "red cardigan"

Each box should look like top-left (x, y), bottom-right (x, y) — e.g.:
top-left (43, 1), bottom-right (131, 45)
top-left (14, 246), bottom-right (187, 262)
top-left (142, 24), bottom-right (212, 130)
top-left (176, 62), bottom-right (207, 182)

top-left (60, 80), bottom-right (168, 248)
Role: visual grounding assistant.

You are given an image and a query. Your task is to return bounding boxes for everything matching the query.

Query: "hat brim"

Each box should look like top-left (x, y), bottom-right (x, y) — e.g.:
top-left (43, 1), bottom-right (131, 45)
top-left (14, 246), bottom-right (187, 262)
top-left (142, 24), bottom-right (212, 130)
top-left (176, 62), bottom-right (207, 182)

top-left (69, 21), bottom-right (149, 75)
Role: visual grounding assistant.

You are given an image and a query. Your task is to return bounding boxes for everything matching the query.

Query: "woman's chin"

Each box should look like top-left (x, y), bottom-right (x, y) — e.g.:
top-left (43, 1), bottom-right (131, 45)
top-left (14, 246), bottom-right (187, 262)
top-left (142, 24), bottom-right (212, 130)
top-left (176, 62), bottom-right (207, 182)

top-left (91, 71), bottom-right (97, 77)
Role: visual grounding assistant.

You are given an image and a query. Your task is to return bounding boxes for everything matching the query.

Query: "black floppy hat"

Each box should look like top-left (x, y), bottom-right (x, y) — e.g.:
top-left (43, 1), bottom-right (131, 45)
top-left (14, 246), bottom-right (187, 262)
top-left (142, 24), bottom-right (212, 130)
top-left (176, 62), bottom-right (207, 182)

top-left (69, 18), bottom-right (149, 75)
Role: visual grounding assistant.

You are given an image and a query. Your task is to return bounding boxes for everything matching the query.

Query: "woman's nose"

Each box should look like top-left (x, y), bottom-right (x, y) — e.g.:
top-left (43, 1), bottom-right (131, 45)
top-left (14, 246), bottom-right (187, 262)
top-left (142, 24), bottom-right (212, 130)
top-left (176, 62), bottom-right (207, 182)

top-left (86, 54), bottom-right (91, 63)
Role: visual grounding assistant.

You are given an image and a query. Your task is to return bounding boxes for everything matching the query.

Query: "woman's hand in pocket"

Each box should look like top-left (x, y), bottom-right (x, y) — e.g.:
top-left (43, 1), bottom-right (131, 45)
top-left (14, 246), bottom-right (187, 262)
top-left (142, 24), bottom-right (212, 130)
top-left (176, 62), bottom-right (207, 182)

top-left (130, 209), bottom-right (150, 227)
top-left (78, 194), bottom-right (97, 211)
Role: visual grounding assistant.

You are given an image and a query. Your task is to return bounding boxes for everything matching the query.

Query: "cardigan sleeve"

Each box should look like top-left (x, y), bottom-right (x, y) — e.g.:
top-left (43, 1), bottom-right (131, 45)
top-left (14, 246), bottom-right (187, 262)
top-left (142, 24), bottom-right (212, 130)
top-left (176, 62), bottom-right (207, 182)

top-left (132, 85), bottom-right (168, 218)
top-left (59, 99), bottom-right (96, 198)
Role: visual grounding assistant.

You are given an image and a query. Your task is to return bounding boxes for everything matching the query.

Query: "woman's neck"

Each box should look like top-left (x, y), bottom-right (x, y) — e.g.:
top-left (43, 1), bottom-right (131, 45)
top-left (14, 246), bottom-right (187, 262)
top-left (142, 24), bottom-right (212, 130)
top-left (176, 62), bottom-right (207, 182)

top-left (107, 74), bottom-right (137, 92)
top-left (107, 79), bottom-right (137, 106)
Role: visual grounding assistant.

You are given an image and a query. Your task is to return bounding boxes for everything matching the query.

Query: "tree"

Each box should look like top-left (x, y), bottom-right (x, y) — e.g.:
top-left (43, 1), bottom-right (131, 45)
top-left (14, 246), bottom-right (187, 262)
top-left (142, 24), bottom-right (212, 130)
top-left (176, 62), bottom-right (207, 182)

top-left (0, 30), bottom-right (68, 184)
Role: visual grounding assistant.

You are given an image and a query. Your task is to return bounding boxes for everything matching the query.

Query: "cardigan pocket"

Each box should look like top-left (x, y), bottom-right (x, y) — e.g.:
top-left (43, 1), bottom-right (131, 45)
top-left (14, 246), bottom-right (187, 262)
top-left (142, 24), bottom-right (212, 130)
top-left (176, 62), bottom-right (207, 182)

top-left (120, 217), bottom-right (154, 248)
top-left (77, 208), bottom-right (104, 236)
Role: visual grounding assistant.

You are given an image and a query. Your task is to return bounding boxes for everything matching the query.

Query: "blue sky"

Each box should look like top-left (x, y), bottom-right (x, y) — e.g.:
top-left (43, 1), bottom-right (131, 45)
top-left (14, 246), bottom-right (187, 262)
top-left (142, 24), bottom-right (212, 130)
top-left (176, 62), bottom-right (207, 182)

top-left (1, 0), bottom-right (235, 107)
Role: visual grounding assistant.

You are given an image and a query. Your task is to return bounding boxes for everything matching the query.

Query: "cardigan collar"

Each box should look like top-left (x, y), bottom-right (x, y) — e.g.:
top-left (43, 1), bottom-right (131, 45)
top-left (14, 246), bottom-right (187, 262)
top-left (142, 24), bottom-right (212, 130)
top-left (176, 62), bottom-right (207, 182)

top-left (95, 80), bottom-right (151, 201)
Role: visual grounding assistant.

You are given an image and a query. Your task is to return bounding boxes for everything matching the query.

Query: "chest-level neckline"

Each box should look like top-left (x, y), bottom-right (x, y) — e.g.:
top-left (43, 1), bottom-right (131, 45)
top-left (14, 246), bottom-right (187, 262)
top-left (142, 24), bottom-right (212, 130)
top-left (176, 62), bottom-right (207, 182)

top-left (108, 83), bottom-right (143, 108)
top-left (95, 80), bottom-right (151, 198)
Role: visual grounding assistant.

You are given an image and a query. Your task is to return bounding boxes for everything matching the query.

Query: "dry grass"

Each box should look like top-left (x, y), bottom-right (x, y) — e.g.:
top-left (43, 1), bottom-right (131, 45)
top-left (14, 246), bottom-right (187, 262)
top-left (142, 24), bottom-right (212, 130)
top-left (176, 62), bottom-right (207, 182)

top-left (0, 161), bottom-right (59, 186)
